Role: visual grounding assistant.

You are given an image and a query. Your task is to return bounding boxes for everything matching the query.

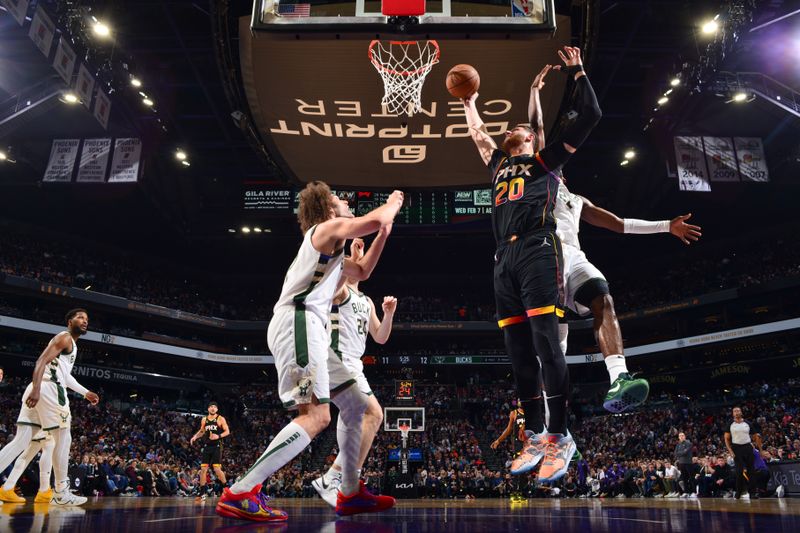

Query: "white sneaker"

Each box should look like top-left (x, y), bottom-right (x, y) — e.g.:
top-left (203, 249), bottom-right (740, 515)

top-left (741, 493), bottom-right (750, 501)
top-left (312, 475), bottom-right (341, 507)
top-left (776, 485), bottom-right (785, 498)
top-left (52, 490), bottom-right (88, 506)
top-left (690, 493), bottom-right (697, 499)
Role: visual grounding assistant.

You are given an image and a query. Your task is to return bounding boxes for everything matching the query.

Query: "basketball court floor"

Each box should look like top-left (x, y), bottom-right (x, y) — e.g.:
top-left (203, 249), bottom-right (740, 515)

top-left (1, 497), bottom-right (798, 532)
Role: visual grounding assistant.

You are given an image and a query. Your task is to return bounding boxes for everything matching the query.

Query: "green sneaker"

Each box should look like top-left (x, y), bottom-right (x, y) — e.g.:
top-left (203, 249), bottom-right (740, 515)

top-left (571, 448), bottom-right (583, 464)
top-left (603, 373), bottom-right (649, 413)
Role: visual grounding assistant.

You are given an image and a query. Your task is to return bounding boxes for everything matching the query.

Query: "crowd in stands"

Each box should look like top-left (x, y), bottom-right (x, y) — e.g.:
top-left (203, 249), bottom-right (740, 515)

top-left (3, 223), bottom-right (800, 324)
top-left (0, 368), bottom-right (798, 500)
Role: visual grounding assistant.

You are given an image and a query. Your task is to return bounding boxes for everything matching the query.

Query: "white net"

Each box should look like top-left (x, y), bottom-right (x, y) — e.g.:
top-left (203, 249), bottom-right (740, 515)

top-left (368, 40), bottom-right (440, 116)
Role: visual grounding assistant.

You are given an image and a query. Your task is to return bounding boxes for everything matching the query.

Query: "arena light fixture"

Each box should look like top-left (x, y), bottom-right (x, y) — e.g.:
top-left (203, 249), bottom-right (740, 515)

top-left (130, 77), bottom-right (142, 88)
top-left (180, 160), bottom-right (190, 167)
top-left (228, 228), bottom-right (236, 233)
top-left (733, 91), bottom-right (748, 102)
top-left (620, 160), bottom-right (630, 167)
top-left (60, 92), bottom-right (80, 104)
top-left (664, 89), bottom-right (673, 96)
top-left (670, 77), bottom-right (681, 87)
top-left (142, 98), bottom-right (154, 107)
top-left (254, 227), bottom-right (263, 233)
top-left (0, 151), bottom-right (6, 161)
top-left (702, 17), bottom-right (719, 35)
top-left (624, 150), bottom-right (636, 160)
top-left (241, 226), bottom-right (251, 233)
top-left (92, 20), bottom-right (111, 38)
top-left (657, 96), bottom-right (669, 105)
top-left (175, 149), bottom-right (187, 161)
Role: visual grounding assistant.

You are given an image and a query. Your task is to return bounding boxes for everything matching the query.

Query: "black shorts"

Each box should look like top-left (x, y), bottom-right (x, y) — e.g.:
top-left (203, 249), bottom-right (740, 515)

top-left (494, 230), bottom-right (565, 328)
top-left (201, 445), bottom-right (222, 466)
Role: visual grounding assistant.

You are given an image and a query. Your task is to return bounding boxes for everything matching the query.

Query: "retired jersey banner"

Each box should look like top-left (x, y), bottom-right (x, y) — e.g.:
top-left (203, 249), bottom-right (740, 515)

top-left (93, 89), bottom-right (111, 130)
top-left (703, 137), bottom-right (740, 182)
top-left (1, 0), bottom-right (30, 26)
top-left (674, 136), bottom-right (711, 192)
top-left (76, 139), bottom-right (112, 182)
top-left (76, 64), bottom-right (95, 110)
top-left (43, 139), bottom-right (80, 182)
top-left (734, 137), bottom-right (769, 182)
top-left (52, 37), bottom-right (78, 85)
top-left (28, 5), bottom-right (56, 58)
top-left (108, 138), bottom-right (142, 183)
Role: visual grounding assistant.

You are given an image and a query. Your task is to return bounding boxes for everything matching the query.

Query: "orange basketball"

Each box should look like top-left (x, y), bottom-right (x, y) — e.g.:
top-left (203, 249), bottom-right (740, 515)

top-left (446, 64), bottom-right (480, 99)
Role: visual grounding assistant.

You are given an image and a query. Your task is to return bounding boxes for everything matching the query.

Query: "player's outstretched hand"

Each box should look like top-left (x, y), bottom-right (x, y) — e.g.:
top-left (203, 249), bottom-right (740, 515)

top-left (532, 65), bottom-right (553, 90)
top-left (670, 213), bottom-right (702, 245)
top-left (490, 440), bottom-right (500, 450)
top-left (387, 190), bottom-right (404, 212)
top-left (558, 46), bottom-right (583, 68)
top-left (462, 92), bottom-right (479, 106)
top-left (382, 296), bottom-right (398, 315)
top-left (85, 391), bottom-right (100, 406)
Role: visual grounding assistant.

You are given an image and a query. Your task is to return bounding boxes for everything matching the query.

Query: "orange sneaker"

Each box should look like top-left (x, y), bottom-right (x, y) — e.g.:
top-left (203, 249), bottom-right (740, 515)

top-left (537, 433), bottom-right (577, 483)
top-left (510, 431), bottom-right (546, 475)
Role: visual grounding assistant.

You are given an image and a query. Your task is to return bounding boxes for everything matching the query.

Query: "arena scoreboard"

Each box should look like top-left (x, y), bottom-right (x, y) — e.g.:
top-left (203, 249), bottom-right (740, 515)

top-left (243, 185), bottom-right (491, 225)
top-left (395, 379), bottom-right (415, 400)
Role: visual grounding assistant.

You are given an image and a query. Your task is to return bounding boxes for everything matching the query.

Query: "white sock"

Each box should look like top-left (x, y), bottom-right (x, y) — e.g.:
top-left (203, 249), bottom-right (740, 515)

top-left (325, 457), bottom-right (343, 483)
top-left (39, 438), bottom-right (55, 491)
top-left (231, 422), bottom-right (311, 494)
top-left (331, 386), bottom-right (367, 496)
top-left (558, 323), bottom-right (569, 356)
top-left (2, 439), bottom-right (44, 491)
top-left (605, 354), bottom-right (628, 383)
top-left (0, 425), bottom-right (33, 478)
top-left (52, 428), bottom-right (71, 493)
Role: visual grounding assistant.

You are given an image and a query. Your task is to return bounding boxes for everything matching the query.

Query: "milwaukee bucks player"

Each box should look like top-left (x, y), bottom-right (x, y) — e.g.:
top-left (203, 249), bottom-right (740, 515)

top-left (190, 401), bottom-right (230, 499)
top-left (313, 237), bottom-right (397, 507)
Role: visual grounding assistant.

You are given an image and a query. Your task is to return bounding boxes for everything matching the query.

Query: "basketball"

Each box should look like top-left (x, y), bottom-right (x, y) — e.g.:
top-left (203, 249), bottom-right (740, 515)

top-left (446, 64), bottom-right (480, 99)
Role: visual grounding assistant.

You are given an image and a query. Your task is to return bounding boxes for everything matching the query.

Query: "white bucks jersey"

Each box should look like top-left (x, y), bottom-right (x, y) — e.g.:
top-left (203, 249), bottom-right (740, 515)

top-left (554, 182), bottom-right (584, 250)
top-left (331, 288), bottom-right (371, 362)
top-left (274, 225), bottom-right (344, 320)
top-left (43, 335), bottom-right (77, 387)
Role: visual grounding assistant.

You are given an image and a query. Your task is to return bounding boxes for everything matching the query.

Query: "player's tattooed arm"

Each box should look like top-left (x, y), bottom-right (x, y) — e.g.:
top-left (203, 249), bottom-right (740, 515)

top-left (316, 191), bottom-right (403, 251)
top-left (462, 92), bottom-right (497, 165)
top-left (528, 64), bottom-right (553, 151)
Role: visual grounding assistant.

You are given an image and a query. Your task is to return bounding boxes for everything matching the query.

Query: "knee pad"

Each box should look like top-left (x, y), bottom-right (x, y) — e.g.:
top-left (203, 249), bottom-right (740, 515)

top-left (574, 278), bottom-right (610, 310)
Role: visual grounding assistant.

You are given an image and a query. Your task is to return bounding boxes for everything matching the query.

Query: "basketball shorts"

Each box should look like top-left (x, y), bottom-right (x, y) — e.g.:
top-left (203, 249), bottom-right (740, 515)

top-left (17, 381), bottom-right (71, 431)
top-left (268, 307), bottom-right (356, 409)
top-left (201, 445), bottom-right (222, 467)
top-left (562, 244), bottom-right (608, 315)
top-left (494, 230), bottom-right (565, 328)
top-left (340, 356), bottom-right (373, 396)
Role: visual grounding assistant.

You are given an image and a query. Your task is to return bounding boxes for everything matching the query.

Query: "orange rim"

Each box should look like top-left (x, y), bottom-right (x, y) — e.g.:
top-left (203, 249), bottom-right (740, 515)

top-left (368, 39), bottom-right (440, 77)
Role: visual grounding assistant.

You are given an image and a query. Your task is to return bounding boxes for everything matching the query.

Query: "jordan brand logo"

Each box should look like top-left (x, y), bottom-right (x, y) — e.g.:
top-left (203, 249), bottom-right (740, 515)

top-left (541, 238), bottom-right (550, 247)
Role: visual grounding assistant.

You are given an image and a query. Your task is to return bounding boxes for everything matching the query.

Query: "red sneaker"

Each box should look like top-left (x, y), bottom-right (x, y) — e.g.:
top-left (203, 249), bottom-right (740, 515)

top-left (215, 484), bottom-right (288, 522)
top-left (335, 481), bottom-right (396, 516)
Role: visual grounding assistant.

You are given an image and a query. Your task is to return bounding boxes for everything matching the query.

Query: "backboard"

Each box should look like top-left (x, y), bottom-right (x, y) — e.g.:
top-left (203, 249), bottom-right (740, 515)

top-left (384, 406), bottom-right (426, 432)
top-left (239, 0), bottom-right (571, 188)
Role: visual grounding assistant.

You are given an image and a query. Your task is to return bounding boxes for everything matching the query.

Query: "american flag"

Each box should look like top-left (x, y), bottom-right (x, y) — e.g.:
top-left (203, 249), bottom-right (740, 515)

top-left (277, 3), bottom-right (311, 17)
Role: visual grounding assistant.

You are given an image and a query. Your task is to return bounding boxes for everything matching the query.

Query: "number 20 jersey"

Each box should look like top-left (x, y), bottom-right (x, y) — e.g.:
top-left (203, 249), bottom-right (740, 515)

top-left (488, 149), bottom-right (561, 244)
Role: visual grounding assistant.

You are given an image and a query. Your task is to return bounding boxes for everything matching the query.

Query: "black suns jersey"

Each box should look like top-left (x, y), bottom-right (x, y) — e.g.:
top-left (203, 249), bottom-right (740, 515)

top-left (488, 149), bottom-right (562, 244)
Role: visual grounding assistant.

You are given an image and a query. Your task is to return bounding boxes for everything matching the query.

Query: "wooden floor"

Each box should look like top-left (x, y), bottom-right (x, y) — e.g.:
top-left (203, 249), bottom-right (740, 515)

top-left (0, 496), bottom-right (798, 532)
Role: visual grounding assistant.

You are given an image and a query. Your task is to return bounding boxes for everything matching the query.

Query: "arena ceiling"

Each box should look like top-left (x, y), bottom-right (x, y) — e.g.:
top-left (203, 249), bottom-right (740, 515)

top-left (0, 0), bottom-right (798, 261)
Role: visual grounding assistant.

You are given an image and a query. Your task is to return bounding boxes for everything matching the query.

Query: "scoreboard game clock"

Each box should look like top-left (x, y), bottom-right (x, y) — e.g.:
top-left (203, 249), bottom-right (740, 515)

top-left (395, 379), bottom-right (415, 400)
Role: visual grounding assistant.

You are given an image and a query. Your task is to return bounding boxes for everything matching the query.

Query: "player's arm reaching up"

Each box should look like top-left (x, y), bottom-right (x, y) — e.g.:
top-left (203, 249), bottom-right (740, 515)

top-left (313, 192), bottom-right (403, 282)
top-left (579, 197), bottom-right (702, 245)
top-left (462, 93), bottom-right (497, 165)
top-left (368, 296), bottom-right (397, 345)
top-left (25, 332), bottom-right (72, 408)
top-left (527, 64), bottom-right (552, 152)
top-left (190, 418), bottom-right (207, 445)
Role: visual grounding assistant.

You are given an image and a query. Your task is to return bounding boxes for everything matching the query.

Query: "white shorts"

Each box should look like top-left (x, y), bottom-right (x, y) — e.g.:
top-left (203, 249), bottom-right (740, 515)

top-left (562, 244), bottom-right (607, 316)
top-left (17, 382), bottom-right (71, 431)
top-left (268, 307), bottom-right (356, 409)
top-left (341, 357), bottom-right (373, 396)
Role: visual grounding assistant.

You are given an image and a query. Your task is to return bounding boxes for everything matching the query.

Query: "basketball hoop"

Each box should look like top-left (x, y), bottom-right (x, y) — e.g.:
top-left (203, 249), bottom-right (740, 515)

top-left (368, 40), bottom-right (440, 116)
top-left (399, 423), bottom-right (411, 448)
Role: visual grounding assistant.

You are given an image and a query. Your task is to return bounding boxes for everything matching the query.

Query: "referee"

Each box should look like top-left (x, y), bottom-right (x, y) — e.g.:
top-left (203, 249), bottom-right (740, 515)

top-left (724, 406), bottom-right (761, 500)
